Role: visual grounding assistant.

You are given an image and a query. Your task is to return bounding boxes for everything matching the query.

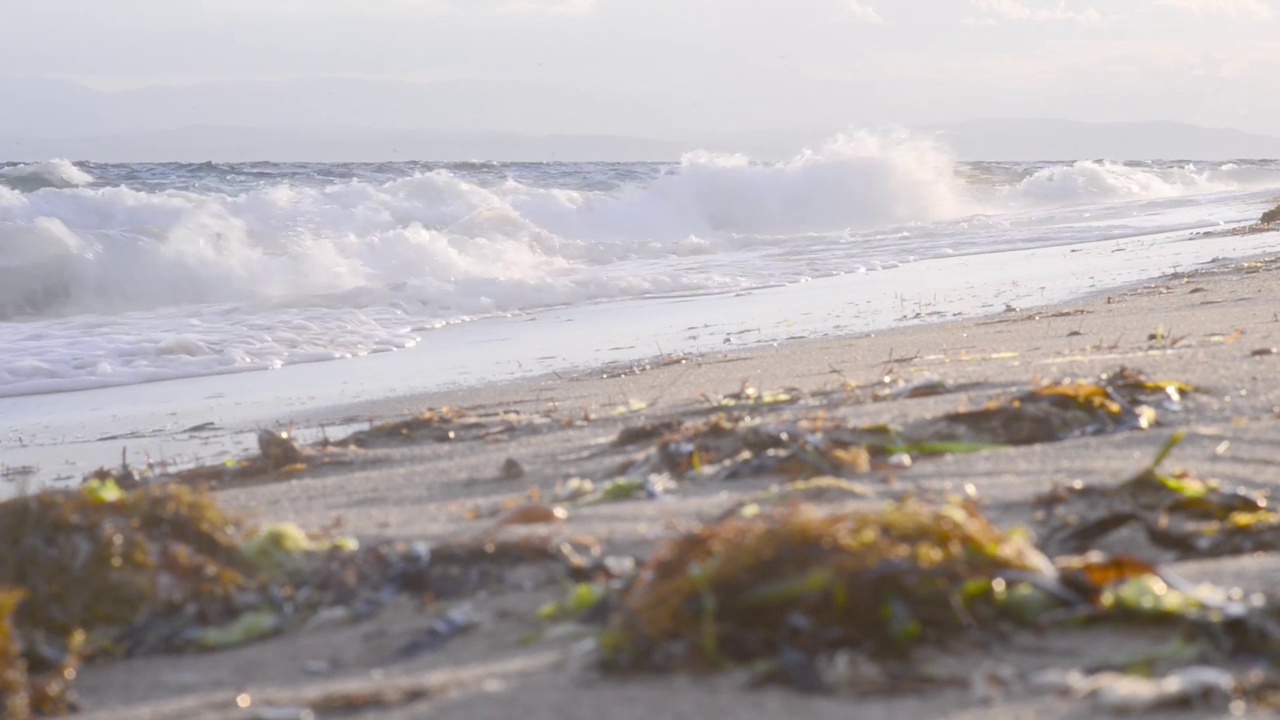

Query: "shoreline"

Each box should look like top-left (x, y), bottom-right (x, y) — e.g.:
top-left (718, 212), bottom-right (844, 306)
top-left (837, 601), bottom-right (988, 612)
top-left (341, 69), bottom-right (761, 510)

top-left (28, 248), bottom-right (1280, 719)
top-left (5, 224), bottom-right (1279, 495)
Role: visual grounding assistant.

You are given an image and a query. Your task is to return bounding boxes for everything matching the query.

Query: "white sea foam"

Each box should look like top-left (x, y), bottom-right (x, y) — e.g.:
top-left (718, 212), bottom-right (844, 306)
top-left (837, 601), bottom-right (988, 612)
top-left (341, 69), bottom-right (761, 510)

top-left (2, 132), bottom-right (1279, 397)
top-left (0, 159), bottom-right (95, 191)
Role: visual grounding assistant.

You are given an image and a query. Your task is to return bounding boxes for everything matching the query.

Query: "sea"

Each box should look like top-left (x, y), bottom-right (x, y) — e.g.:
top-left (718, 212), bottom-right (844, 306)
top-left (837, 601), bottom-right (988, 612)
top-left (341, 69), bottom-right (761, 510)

top-left (2, 130), bottom-right (1279, 488)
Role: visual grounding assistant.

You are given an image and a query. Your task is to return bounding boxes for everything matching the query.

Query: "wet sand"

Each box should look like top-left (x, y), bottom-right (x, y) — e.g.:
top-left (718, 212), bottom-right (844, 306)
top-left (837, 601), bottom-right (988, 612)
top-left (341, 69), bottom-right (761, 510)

top-left (52, 250), bottom-right (1280, 719)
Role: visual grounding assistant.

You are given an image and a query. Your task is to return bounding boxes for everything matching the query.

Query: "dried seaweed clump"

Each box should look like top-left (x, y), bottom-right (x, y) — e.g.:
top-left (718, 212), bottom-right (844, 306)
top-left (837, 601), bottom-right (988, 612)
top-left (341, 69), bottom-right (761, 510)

top-left (0, 481), bottom-right (380, 716)
top-left (337, 407), bottom-right (555, 450)
top-left (614, 368), bottom-right (1192, 488)
top-left (601, 494), bottom-right (1280, 697)
top-left (601, 500), bottom-right (1057, 675)
top-left (902, 367), bottom-right (1186, 447)
top-left (1, 589), bottom-right (82, 720)
top-left (0, 481), bottom-right (258, 648)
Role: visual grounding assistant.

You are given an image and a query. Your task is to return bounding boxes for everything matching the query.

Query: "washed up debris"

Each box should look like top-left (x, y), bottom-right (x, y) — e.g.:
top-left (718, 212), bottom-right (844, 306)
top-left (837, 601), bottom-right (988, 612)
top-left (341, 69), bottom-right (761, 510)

top-left (257, 428), bottom-right (309, 470)
top-left (88, 406), bottom-right (567, 490)
top-left (2, 589), bottom-right (81, 720)
top-left (392, 606), bottom-right (476, 661)
top-left (0, 480), bottom-right (607, 716)
top-left (492, 503), bottom-right (569, 529)
top-left (0, 482), bottom-right (266, 716)
top-left (96, 428), bottom-right (349, 489)
top-left (610, 368), bottom-right (1186, 488)
top-left (719, 477), bottom-right (874, 522)
top-left (526, 583), bottom-right (615, 646)
top-left (901, 367), bottom-right (1182, 447)
top-left (401, 536), bottom-right (610, 601)
top-left (600, 499), bottom-right (1061, 680)
top-left (613, 412), bottom-right (933, 484)
top-left (613, 420), bottom-right (684, 448)
top-left (703, 383), bottom-right (803, 408)
top-left (614, 412), bottom-right (875, 483)
top-left (1, 466), bottom-right (41, 484)
top-left (333, 407), bottom-right (559, 450)
top-left (0, 486), bottom-right (627, 716)
top-left (1066, 666), bottom-right (1239, 713)
top-left (500, 458), bottom-right (526, 481)
top-left (870, 377), bottom-right (983, 403)
top-left (572, 476), bottom-right (676, 505)
top-left (613, 399), bottom-right (650, 416)
top-left (0, 481), bottom-right (415, 664)
top-left (598, 494), bottom-right (1280, 696)
top-left (249, 678), bottom-right (445, 717)
top-left (537, 583), bottom-right (610, 625)
top-left (1036, 432), bottom-right (1280, 559)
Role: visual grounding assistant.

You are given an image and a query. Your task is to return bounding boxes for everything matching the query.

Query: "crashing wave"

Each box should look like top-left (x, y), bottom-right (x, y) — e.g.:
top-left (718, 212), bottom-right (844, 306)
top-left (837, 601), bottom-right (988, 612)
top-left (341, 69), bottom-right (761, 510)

top-left (0, 159), bottom-right (95, 191)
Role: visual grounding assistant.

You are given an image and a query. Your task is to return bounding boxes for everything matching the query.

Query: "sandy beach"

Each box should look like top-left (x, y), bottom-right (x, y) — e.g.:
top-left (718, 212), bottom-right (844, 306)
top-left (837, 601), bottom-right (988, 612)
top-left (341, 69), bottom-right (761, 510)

top-left (12, 6), bottom-right (1280, 718)
top-left (4, 246), bottom-right (1261, 719)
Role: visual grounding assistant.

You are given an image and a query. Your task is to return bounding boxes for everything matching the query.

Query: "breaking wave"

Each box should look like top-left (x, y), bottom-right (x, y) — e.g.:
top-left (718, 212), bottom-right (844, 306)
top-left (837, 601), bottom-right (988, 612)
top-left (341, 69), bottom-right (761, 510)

top-left (5, 132), bottom-right (1278, 321)
top-left (0, 159), bottom-right (95, 192)
top-left (4, 130), bottom-right (1280, 397)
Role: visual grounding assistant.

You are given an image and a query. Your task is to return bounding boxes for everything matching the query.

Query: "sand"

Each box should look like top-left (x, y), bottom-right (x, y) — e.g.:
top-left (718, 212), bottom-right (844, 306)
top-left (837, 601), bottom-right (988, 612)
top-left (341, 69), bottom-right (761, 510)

top-left (41, 251), bottom-right (1280, 719)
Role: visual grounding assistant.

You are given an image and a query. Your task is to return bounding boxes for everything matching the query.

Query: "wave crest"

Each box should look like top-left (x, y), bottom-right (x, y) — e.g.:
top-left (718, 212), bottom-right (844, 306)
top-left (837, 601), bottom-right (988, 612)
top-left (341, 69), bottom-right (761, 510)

top-left (3, 134), bottom-right (1279, 321)
top-left (0, 159), bottom-right (95, 191)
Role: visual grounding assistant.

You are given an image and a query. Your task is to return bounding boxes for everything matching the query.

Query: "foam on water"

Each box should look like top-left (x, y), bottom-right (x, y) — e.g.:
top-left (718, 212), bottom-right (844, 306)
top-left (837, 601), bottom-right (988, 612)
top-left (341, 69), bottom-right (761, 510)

top-left (0, 159), bottom-right (96, 192)
top-left (3, 131), bottom-right (1280, 397)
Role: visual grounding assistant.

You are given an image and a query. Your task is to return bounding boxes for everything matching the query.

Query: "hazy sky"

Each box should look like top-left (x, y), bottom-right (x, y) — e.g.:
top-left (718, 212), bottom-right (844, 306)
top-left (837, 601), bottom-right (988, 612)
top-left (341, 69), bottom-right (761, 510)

top-left (4, 0), bottom-right (1279, 136)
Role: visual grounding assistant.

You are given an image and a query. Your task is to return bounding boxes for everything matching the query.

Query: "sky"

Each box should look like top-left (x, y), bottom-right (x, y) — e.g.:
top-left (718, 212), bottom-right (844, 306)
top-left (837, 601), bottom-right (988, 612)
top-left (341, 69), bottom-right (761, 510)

top-left (2, 0), bottom-right (1279, 138)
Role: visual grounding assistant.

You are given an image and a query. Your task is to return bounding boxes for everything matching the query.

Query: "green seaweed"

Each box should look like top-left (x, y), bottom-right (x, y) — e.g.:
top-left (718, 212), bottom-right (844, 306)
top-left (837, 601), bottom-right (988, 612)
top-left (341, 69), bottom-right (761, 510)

top-left (602, 500), bottom-right (1060, 674)
top-left (1037, 432), bottom-right (1280, 558)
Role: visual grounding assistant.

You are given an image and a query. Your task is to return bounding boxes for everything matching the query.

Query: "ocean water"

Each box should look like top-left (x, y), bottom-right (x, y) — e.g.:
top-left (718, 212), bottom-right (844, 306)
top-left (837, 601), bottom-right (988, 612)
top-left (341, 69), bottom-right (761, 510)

top-left (3, 130), bottom-right (1280, 399)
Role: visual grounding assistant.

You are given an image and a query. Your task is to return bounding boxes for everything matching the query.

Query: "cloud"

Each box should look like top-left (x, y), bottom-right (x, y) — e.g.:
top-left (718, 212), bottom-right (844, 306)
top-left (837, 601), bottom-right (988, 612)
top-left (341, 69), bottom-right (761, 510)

top-left (845, 0), bottom-right (884, 23)
top-left (1153, 0), bottom-right (1272, 19)
top-left (502, 0), bottom-right (596, 15)
top-left (970, 0), bottom-right (1103, 24)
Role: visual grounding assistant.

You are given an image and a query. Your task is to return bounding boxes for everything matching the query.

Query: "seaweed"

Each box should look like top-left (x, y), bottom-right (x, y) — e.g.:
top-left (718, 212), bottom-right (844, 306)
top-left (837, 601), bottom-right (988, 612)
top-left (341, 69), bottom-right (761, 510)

top-left (88, 429), bottom-right (348, 490)
top-left (1036, 433), bottom-right (1280, 558)
top-left (600, 499), bottom-right (1062, 677)
top-left (611, 368), bottom-right (1185, 489)
top-left (0, 470), bottom-right (620, 716)
top-left (0, 481), bottom-right (509, 715)
top-left (900, 368), bottom-right (1174, 447)
top-left (337, 407), bottom-right (493, 448)
top-left (0, 481), bottom-right (255, 648)
top-left (703, 383), bottom-right (803, 408)
top-left (105, 407), bottom-right (567, 490)
top-left (0, 589), bottom-right (79, 719)
top-left (599, 495), bottom-right (1280, 695)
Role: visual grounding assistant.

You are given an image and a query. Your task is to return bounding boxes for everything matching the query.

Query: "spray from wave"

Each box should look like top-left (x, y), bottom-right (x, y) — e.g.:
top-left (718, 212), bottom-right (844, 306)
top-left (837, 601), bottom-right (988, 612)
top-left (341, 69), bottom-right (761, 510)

top-left (3, 130), bottom-right (1280, 396)
top-left (0, 159), bottom-right (95, 192)
top-left (2, 130), bottom-right (1279, 322)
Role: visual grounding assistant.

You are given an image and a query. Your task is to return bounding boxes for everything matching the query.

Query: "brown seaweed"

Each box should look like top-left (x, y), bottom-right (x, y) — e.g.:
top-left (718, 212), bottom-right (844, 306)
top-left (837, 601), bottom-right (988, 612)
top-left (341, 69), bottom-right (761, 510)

top-left (336, 407), bottom-right (556, 449)
top-left (610, 368), bottom-right (1185, 489)
top-left (600, 499), bottom-right (1062, 676)
top-left (600, 495), bottom-right (1280, 694)
top-left (1036, 432), bottom-right (1280, 559)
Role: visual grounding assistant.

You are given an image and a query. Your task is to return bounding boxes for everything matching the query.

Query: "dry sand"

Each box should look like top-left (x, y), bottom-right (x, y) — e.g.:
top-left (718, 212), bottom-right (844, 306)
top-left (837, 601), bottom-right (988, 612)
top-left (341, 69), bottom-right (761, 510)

top-left (64, 251), bottom-right (1280, 719)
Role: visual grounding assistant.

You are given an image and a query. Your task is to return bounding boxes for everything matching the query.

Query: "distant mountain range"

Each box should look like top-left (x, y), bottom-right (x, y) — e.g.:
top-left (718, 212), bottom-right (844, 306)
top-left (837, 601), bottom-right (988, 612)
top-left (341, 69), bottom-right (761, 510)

top-left (3, 75), bottom-right (1279, 162)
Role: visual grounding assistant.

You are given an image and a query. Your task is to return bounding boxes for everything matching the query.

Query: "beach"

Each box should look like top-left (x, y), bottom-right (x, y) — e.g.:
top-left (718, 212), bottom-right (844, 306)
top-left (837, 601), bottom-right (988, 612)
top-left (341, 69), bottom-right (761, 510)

top-left (10, 3), bottom-right (1280, 716)
top-left (6, 153), bottom-right (1280, 718)
top-left (41, 247), bottom-right (1280, 719)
